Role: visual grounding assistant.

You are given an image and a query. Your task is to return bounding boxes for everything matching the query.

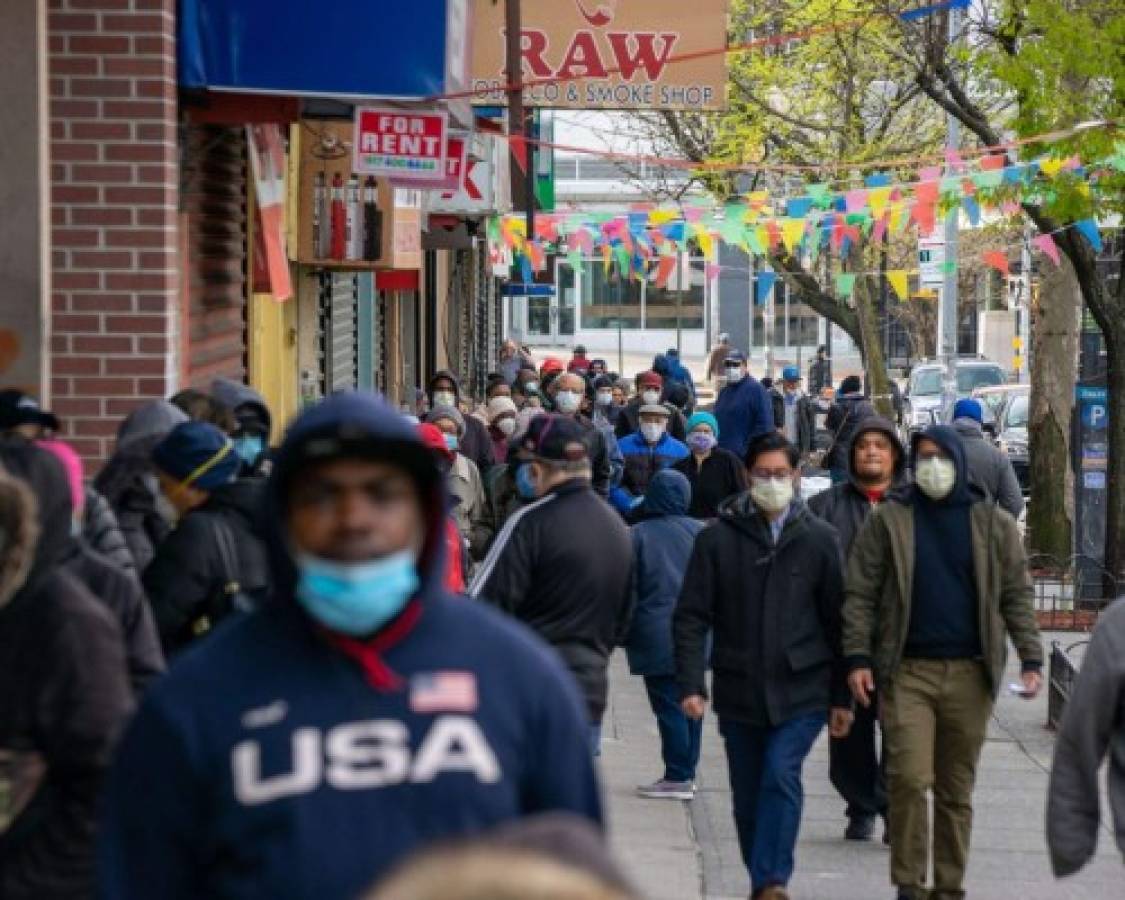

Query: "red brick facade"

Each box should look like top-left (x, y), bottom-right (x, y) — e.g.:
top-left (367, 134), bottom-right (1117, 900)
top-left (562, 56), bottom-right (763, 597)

top-left (48, 0), bottom-right (178, 461)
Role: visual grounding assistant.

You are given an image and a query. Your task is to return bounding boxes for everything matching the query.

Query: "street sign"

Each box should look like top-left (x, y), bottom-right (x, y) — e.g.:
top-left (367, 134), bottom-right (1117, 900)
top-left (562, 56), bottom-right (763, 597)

top-left (353, 108), bottom-right (449, 182)
top-left (918, 237), bottom-right (945, 288)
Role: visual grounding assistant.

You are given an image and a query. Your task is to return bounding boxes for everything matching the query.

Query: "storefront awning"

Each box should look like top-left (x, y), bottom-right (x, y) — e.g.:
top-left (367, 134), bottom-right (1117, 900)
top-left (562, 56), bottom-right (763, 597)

top-left (178, 0), bottom-right (460, 101)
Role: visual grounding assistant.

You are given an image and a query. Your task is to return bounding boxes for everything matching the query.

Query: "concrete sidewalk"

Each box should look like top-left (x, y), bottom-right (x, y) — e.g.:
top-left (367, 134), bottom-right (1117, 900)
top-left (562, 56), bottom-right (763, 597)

top-left (601, 649), bottom-right (1121, 900)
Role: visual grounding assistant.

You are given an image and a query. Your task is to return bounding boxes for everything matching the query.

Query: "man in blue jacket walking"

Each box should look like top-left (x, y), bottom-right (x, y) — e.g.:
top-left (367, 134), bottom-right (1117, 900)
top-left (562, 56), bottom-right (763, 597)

top-left (625, 469), bottom-right (705, 801)
top-left (98, 392), bottom-right (601, 900)
top-left (713, 350), bottom-right (775, 461)
top-left (611, 404), bottom-right (689, 519)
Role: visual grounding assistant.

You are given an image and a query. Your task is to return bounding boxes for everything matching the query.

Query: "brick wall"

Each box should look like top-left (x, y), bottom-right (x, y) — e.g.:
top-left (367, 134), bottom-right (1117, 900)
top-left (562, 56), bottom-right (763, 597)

top-left (48, 0), bottom-right (178, 462)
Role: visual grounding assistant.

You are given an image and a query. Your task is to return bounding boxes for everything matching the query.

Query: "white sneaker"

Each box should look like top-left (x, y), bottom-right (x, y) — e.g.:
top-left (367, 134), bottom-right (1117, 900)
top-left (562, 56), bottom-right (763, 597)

top-left (636, 779), bottom-right (695, 800)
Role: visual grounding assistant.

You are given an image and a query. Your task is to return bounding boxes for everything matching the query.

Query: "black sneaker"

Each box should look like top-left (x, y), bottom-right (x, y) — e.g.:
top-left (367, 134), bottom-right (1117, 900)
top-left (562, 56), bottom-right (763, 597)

top-left (845, 814), bottom-right (876, 841)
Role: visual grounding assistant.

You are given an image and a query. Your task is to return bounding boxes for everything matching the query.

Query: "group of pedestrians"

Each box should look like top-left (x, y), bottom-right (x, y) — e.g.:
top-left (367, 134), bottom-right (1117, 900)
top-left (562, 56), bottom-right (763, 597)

top-left (0, 342), bottom-right (1119, 900)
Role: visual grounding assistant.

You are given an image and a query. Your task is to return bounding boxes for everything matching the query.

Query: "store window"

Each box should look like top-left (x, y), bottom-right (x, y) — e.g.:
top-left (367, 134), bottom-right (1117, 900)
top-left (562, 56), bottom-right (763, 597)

top-left (580, 259), bottom-right (642, 329)
top-left (645, 256), bottom-right (705, 329)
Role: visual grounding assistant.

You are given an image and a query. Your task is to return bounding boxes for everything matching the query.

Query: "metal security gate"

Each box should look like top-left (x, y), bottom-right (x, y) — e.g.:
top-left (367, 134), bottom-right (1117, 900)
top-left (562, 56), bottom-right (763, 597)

top-left (319, 272), bottom-right (359, 393)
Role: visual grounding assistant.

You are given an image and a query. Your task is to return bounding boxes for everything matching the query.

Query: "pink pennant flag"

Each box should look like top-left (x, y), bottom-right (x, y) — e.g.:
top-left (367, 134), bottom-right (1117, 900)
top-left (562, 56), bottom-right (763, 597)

top-left (704, 262), bottom-right (722, 279)
top-left (982, 250), bottom-right (1010, 276)
top-left (915, 180), bottom-right (939, 204)
top-left (1063, 155), bottom-right (1082, 171)
top-left (684, 207), bottom-right (704, 223)
top-left (1032, 233), bottom-right (1061, 267)
top-left (845, 189), bottom-right (868, 213)
top-left (911, 202), bottom-right (936, 236)
top-left (918, 166), bottom-right (941, 181)
top-left (871, 215), bottom-right (888, 244)
top-left (980, 154), bottom-right (1006, 171)
top-left (944, 148), bottom-right (966, 171)
top-left (1001, 200), bottom-right (1021, 215)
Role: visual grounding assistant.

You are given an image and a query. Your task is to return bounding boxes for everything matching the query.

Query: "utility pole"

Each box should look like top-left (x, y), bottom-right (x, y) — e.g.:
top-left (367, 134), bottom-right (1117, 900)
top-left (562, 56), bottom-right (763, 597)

top-left (504, 0), bottom-right (534, 254)
top-left (939, 4), bottom-right (961, 411)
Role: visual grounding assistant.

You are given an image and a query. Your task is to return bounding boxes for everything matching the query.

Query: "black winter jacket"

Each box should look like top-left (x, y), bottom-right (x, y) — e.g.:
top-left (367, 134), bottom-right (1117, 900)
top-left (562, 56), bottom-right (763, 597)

top-left (808, 416), bottom-right (907, 555)
top-left (81, 487), bottom-right (135, 576)
top-left (672, 447), bottom-right (747, 519)
top-left (143, 478), bottom-right (271, 655)
top-left (674, 497), bottom-right (850, 726)
top-left (824, 394), bottom-right (877, 471)
top-left (62, 541), bottom-right (165, 696)
top-left (469, 478), bottom-right (633, 720)
top-left (0, 457), bottom-right (132, 900)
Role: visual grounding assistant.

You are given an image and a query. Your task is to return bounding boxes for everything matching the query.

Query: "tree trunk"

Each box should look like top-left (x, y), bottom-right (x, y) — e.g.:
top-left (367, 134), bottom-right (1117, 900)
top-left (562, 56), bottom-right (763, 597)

top-left (1026, 258), bottom-right (1078, 562)
top-left (850, 246), bottom-right (894, 419)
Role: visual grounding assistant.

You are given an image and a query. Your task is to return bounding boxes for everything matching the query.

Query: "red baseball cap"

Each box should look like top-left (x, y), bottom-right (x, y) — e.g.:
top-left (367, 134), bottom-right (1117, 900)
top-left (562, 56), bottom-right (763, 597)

top-left (540, 357), bottom-right (565, 375)
top-left (637, 371), bottom-right (664, 388)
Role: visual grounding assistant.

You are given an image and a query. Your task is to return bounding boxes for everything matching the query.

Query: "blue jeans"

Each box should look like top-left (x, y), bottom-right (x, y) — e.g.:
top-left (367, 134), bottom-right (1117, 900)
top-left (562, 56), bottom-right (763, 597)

top-left (644, 675), bottom-right (702, 783)
top-left (719, 712), bottom-right (826, 893)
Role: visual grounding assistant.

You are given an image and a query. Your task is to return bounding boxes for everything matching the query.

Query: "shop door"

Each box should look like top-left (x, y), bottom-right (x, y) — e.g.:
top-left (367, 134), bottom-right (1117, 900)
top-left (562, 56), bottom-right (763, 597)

top-left (319, 272), bottom-right (359, 393)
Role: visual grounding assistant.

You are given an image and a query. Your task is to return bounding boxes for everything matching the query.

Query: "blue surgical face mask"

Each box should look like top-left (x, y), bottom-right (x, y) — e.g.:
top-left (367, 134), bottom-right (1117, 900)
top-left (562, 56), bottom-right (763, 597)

top-left (515, 463), bottom-right (539, 499)
top-left (233, 435), bottom-right (264, 466)
top-left (295, 550), bottom-right (420, 637)
top-left (444, 434), bottom-right (459, 451)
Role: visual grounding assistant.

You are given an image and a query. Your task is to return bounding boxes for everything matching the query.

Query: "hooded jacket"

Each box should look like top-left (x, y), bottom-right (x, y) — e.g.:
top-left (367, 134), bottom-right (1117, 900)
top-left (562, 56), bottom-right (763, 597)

top-left (1, 443), bottom-right (164, 699)
top-left (142, 477), bottom-right (272, 655)
top-left (674, 495), bottom-right (849, 726)
top-left (624, 471), bottom-right (704, 676)
top-left (713, 375), bottom-right (775, 461)
top-left (94, 400), bottom-right (188, 571)
top-left (427, 370), bottom-right (495, 476)
top-left (99, 392), bottom-right (601, 900)
top-left (951, 417), bottom-right (1024, 519)
top-left (469, 476), bottom-right (634, 721)
top-left (211, 378), bottom-right (273, 476)
top-left (808, 417), bottom-right (908, 556)
top-left (842, 425), bottom-right (1043, 698)
top-left (1047, 597), bottom-right (1125, 877)
top-left (81, 487), bottom-right (135, 576)
top-left (0, 454), bottom-right (132, 900)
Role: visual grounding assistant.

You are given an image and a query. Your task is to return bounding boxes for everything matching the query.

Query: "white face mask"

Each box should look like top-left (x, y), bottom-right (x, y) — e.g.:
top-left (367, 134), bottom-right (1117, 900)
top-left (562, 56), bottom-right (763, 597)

top-left (750, 477), bottom-right (794, 514)
top-left (497, 417), bottom-right (516, 437)
top-left (915, 457), bottom-right (956, 500)
top-left (725, 367), bottom-right (744, 383)
top-left (641, 422), bottom-right (666, 444)
top-left (555, 390), bottom-right (581, 413)
top-left (524, 380), bottom-right (539, 393)
top-left (641, 389), bottom-right (661, 405)
top-left (433, 390), bottom-right (456, 408)
top-left (596, 391), bottom-right (614, 406)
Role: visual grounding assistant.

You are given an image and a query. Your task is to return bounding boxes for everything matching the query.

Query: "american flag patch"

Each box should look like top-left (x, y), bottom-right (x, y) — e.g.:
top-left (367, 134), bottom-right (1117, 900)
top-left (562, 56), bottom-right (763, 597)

top-left (410, 671), bottom-right (478, 713)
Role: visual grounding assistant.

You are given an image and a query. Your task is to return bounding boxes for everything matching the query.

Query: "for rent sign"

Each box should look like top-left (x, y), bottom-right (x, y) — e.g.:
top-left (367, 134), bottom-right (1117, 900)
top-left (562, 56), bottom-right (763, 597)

top-left (354, 109), bottom-right (449, 181)
top-left (471, 0), bottom-right (728, 110)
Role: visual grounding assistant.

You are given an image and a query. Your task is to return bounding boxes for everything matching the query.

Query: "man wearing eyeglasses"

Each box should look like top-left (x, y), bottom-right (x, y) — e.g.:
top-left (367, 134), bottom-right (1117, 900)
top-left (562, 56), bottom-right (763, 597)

top-left (674, 432), bottom-right (853, 900)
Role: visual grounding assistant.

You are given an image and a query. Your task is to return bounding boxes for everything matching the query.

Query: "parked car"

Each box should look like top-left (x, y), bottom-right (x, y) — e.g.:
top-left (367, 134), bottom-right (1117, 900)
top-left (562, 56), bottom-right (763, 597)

top-left (902, 358), bottom-right (1007, 438)
top-left (973, 383), bottom-right (1027, 423)
top-left (995, 387), bottom-right (1030, 494)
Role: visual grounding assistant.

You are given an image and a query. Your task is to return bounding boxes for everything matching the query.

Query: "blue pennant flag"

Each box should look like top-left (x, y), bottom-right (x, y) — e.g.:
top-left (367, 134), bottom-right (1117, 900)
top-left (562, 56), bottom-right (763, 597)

top-left (962, 197), bottom-right (981, 227)
top-left (755, 271), bottom-right (778, 305)
top-left (865, 173), bottom-right (891, 187)
top-left (786, 197), bottom-right (813, 219)
top-left (1075, 219), bottom-right (1102, 252)
top-left (899, 0), bottom-right (969, 23)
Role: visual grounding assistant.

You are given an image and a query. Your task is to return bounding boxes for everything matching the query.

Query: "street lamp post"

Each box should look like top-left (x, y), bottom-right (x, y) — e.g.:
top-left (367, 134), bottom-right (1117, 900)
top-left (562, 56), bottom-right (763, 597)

top-left (939, 4), bottom-right (961, 412)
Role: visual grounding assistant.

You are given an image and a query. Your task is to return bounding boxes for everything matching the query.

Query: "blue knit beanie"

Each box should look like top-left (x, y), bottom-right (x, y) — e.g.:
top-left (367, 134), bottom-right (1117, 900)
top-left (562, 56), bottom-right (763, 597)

top-left (952, 398), bottom-right (983, 423)
top-left (152, 421), bottom-right (239, 489)
top-left (686, 411), bottom-right (720, 439)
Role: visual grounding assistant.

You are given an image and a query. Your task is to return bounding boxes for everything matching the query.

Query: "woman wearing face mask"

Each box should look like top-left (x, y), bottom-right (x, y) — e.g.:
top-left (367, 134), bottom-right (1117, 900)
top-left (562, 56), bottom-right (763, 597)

top-left (675, 432), bottom-right (853, 900)
top-left (425, 405), bottom-right (492, 562)
top-left (487, 396), bottom-right (520, 466)
top-left (673, 412), bottom-right (747, 520)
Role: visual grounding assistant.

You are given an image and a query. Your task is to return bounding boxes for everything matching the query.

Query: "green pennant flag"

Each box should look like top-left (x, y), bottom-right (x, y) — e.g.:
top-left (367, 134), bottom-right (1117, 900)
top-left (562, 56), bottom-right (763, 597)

top-left (836, 273), bottom-right (857, 297)
top-left (567, 249), bottom-right (583, 273)
top-left (941, 260), bottom-right (957, 275)
top-left (807, 183), bottom-right (831, 207)
top-left (973, 171), bottom-right (1004, 190)
top-left (719, 214), bottom-right (746, 248)
top-left (614, 244), bottom-right (632, 276)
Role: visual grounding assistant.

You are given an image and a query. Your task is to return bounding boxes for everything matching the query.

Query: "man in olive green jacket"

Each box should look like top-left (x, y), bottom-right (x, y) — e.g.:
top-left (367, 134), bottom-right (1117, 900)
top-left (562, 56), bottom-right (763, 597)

top-left (842, 425), bottom-right (1042, 900)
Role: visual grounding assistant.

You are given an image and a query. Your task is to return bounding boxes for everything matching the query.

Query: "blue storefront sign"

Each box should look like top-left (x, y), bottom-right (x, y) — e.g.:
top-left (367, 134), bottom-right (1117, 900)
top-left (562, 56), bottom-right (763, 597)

top-left (179, 0), bottom-right (464, 100)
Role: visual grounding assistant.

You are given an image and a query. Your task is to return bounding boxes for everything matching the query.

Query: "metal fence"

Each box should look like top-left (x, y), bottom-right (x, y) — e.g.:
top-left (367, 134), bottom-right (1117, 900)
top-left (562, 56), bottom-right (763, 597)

top-left (1028, 553), bottom-right (1119, 632)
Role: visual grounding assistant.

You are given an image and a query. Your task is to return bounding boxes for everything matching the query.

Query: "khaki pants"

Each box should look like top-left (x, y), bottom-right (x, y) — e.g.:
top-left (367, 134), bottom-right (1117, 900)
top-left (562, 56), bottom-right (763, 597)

top-left (882, 659), bottom-right (992, 899)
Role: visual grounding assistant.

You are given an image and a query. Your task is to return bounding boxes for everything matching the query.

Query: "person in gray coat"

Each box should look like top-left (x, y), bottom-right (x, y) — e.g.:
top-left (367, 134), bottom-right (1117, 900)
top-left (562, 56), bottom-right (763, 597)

top-left (1046, 598), bottom-right (1125, 876)
top-left (624, 469), bottom-right (704, 801)
top-left (949, 399), bottom-right (1024, 519)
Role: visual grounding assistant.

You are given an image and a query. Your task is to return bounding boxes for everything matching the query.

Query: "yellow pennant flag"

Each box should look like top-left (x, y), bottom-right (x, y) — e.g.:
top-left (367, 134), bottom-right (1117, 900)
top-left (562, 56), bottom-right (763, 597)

top-left (648, 209), bottom-right (678, 226)
top-left (886, 269), bottom-right (909, 301)
top-left (1038, 157), bottom-right (1065, 179)
top-left (694, 228), bottom-right (715, 260)
top-left (888, 203), bottom-right (906, 234)
top-left (868, 188), bottom-right (891, 220)
top-left (781, 219), bottom-right (806, 253)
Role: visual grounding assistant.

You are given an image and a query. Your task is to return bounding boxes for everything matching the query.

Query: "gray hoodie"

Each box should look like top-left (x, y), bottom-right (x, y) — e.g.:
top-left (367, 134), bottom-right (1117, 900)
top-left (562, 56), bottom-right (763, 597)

top-left (1047, 599), bottom-right (1125, 875)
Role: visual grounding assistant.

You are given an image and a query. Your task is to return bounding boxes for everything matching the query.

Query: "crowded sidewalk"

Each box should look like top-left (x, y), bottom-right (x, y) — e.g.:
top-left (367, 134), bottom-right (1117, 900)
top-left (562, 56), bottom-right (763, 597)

top-left (602, 648), bottom-right (1121, 900)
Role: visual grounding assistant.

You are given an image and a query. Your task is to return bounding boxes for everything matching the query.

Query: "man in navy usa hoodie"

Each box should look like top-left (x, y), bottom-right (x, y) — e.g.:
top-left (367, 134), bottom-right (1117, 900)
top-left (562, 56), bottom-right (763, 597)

top-left (97, 392), bottom-right (601, 900)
